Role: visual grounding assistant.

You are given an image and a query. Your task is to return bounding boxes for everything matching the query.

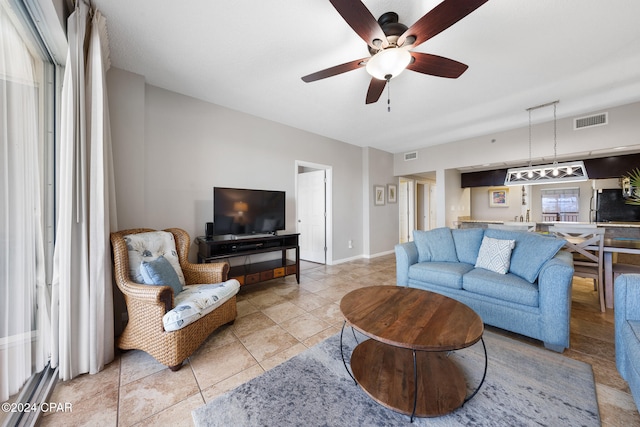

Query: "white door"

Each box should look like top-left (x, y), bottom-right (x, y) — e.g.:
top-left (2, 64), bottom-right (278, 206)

top-left (399, 180), bottom-right (409, 243)
top-left (420, 183), bottom-right (431, 230)
top-left (298, 170), bottom-right (326, 263)
top-left (429, 185), bottom-right (437, 229)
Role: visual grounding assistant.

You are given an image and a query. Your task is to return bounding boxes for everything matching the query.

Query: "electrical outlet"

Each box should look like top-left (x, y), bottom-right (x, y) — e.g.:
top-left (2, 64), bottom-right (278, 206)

top-left (348, 240), bottom-right (353, 249)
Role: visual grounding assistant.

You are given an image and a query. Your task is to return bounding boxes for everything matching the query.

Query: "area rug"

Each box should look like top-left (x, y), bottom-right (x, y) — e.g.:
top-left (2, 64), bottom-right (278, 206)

top-left (192, 330), bottom-right (600, 426)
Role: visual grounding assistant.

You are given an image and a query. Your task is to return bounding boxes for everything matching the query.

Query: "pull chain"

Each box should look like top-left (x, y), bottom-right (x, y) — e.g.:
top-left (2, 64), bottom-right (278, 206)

top-left (528, 109), bottom-right (532, 168)
top-left (553, 102), bottom-right (557, 163)
top-left (386, 75), bottom-right (392, 112)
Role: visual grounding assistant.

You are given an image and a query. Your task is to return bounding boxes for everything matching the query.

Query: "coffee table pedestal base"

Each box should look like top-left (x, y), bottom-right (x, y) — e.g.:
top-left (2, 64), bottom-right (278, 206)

top-left (351, 339), bottom-right (467, 418)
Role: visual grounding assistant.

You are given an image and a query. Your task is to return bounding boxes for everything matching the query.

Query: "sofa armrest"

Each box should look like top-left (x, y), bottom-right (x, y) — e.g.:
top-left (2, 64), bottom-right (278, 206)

top-left (615, 274), bottom-right (640, 322)
top-left (395, 242), bottom-right (419, 286)
top-left (614, 274), bottom-right (640, 380)
top-left (536, 250), bottom-right (574, 348)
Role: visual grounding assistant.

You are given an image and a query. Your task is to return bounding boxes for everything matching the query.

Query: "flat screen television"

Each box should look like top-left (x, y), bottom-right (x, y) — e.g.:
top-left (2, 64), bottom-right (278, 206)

top-left (213, 187), bottom-right (286, 236)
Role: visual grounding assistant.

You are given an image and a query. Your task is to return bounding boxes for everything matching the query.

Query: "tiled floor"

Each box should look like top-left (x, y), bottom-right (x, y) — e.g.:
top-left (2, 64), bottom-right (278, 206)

top-left (30, 256), bottom-right (640, 425)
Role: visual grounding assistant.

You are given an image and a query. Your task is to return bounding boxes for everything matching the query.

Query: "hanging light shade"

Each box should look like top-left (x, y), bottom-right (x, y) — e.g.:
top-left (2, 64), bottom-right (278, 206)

top-left (504, 101), bottom-right (589, 186)
top-left (366, 48), bottom-right (412, 81)
top-left (504, 160), bottom-right (589, 185)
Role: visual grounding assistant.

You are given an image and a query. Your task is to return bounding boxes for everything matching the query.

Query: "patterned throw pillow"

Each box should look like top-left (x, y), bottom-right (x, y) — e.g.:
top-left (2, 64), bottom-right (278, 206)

top-left (124, 231), bottom-right (186, 286)
top-left (474, 236), bottom-right (516, 274)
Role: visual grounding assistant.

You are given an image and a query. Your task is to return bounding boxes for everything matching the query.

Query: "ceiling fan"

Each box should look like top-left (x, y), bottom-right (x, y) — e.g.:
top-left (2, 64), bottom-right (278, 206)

top-left (301, 0), bottom-right (489, 105)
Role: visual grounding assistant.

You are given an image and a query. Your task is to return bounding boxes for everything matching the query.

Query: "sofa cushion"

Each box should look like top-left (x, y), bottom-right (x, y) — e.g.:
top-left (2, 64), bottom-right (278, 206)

top-left (409, 262), bottom-right (474, 290)
top-left (484, 229), bottom-right (565, 283)
top-left (140, 255), bottom-right (183, 296)
top-left (163, 279), bottom-right (240, 332)
top-left (452, 228), bottom-right (485, 265)
top-left (475, 236), bottom-right (516, 274)
top-left (124, 231), bottom-right (186, 286)
top-left (463, 268), bottom-right (539, 307)
top-left (413, 227), bottom-right (459, 263)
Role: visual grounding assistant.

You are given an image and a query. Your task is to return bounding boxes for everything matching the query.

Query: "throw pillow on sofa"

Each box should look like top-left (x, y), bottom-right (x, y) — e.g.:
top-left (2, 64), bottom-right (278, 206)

top-left (484, 229), bottom-right (565, 283)
top-left (475, 236), bottom-right (516, 274)
top-left (413, 227), bottom-right (459, 263)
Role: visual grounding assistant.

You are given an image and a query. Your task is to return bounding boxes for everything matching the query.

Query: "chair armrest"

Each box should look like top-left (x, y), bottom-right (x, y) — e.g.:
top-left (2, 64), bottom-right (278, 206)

top-left (116, 279), bottom-right (173, 314)
top-left (395, 242), bottom-right (419, 286)
top-left (181, 261), bottom-right (229, 285)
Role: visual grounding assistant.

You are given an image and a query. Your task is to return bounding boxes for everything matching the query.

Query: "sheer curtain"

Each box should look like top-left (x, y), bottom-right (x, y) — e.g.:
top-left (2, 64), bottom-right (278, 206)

top-left (50, 1), bottom-right (117, 380)
top-left (0, 3), bottom-right (49, 402)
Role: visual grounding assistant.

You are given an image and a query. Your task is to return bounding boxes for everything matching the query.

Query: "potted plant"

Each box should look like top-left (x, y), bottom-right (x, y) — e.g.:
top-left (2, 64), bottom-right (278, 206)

top-left (623, 168), bottom-right (640, 205)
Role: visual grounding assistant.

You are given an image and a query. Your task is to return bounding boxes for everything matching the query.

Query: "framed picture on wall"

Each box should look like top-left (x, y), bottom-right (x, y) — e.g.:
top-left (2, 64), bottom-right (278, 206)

top-left (387, 184), bottom-right (397, 203)
top-left (374, 185), bottom-right (385, 205)
top-left (489, 187), bottom-right (509, 207)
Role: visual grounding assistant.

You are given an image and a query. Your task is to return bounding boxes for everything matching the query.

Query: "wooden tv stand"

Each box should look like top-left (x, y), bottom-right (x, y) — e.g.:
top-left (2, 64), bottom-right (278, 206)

top-left (195, 233), bottom-right (300, 286)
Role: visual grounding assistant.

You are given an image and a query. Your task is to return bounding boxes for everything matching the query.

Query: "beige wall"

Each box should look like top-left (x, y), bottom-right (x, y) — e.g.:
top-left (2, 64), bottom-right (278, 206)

top-left (363, 147), bottom-right (399, 257)
top-left (395, 101), bottom-right (640, 225)
top-left (106, 67), bottom-right (397, 263)
top-left (394, 101), bottom-right (640, 176)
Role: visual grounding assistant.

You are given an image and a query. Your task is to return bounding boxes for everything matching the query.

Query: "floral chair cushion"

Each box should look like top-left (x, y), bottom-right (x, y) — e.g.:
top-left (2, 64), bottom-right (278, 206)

top-left (124, 231), bottom-right (185, 287)
top-left (162, 279), bottom-right (241, 332)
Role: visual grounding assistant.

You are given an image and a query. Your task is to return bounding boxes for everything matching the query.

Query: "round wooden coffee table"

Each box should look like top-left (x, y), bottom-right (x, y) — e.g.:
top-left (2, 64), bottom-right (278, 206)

top-left (339, 285), bottom-right (486, 420)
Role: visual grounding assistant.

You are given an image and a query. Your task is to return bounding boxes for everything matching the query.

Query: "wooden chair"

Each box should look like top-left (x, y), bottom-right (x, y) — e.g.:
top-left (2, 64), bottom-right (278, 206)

top-left (549, 226), bottom-right (605, 312)
top-left (111, 228), bottom-right (237, 370)
top-left (488, 222), bottom-right (537, 232)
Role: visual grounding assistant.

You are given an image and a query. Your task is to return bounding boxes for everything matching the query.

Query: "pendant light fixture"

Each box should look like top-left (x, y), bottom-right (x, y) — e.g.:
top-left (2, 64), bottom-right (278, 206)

top-left (504, 100), bottom-right (589, 186)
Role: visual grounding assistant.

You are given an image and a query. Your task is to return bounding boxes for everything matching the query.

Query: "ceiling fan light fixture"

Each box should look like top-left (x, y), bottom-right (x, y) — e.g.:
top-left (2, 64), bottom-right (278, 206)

top-left (366, 48), bottom-right (411, 81)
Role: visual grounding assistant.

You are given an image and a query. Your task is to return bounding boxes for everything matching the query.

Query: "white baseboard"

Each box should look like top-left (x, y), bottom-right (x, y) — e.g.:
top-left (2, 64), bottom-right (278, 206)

top-left (364, 249), bottom-right (395, 259)
top-left (329, 254), bottom-right (363, 265)
top-left (330, 249), bottom-right (395, 265)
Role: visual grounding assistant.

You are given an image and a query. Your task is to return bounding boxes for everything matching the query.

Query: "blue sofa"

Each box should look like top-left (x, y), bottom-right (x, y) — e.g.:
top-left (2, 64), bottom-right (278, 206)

top-left (395, 227), bottom-right (574, 352)
top-left (615, 273), bottom-right (640, 411)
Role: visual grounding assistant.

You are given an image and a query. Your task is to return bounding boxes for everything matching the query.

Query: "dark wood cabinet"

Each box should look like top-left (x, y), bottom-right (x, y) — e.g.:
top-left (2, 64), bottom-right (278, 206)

top-left (195, 234), bottom-right (300, 286)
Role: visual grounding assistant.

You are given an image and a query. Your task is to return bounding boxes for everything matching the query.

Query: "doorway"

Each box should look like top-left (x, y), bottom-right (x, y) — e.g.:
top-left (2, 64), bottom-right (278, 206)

top-left (417, 181), bottom-right (437, 231)
top-left (398, 178), bottom-right (415, 243)
top-left (296, 161), bottom-right (332, 264)
top-left (399, 178), bottom-right (437, 243)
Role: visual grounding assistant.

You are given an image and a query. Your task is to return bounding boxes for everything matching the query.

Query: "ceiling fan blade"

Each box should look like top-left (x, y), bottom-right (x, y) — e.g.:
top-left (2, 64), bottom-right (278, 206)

top-left (329, 0), bottom-right (388, 50)
top-left (366, 78), bottom-right (386, 104)
top-left (301, 58), bottom-right (367, 82)
top-left (407, 52), bottom-right (468, 78)
top-left (398, 0), bottom-right (488, 48)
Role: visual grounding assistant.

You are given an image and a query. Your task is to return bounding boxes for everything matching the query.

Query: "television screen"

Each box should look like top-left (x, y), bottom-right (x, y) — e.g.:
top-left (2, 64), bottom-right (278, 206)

top-left (213, 187), bottom-right (286, 236)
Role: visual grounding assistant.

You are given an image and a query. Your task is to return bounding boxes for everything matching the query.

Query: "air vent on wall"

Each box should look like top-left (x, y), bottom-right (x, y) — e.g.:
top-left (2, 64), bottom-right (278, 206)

top-left (404, 151), bottom-right (418, 161)
top-left (574, 112), bottom-right (608, 130)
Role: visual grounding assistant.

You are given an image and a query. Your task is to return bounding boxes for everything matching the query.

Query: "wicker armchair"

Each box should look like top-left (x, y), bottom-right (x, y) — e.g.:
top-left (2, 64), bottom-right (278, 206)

top-left (111, 227), bottom-right (237, 371)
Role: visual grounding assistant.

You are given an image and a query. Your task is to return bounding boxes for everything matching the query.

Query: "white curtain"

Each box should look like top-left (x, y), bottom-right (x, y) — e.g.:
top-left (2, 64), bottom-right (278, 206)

top-left (0, 4), bottom-right (49, 402)
top-left (51, 1), bottom-right (117, 380)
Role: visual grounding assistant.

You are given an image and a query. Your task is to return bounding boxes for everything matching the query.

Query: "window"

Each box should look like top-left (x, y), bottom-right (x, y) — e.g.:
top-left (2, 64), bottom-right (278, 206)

top-left (1, 0), bottom-right (57, 404)
top-left (541, 188), bottom-right (580, 221)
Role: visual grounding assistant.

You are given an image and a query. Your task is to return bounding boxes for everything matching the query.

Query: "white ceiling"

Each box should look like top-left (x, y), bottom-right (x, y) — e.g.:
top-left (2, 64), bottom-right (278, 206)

top-left (93, 0), bottom-right (640, 154)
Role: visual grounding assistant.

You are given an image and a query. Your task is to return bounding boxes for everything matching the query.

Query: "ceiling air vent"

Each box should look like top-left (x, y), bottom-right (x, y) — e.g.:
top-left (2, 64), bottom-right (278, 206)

top-left (574, 112), bottom-right (608, 130)
top-left (404, 151), bottom-right (418, 161)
